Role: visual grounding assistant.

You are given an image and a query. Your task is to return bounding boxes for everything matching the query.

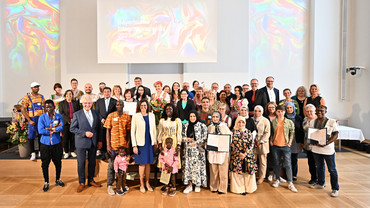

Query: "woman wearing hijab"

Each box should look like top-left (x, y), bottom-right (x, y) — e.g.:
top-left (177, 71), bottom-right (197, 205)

top-left (229, 116), bottom-right (258, 195)
top-left (208, 111), bottom-right (232, 194)
top-left (285, 102), bottom-right (304, 181)
top-left (253, 105), bottom-right (271, 184)
top-left (182, 110), bottom-right (208, 194)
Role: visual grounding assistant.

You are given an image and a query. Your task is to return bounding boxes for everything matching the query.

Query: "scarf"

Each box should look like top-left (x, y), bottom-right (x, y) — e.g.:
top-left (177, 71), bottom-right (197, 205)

top-left (253, 105), bottom-right (264, 125)
top-left (285, 102), bottom-right (296, 121)
top-left (186, 110), bottom-right (199, 140)
top-left (211, 111), bottom-right (222, 134)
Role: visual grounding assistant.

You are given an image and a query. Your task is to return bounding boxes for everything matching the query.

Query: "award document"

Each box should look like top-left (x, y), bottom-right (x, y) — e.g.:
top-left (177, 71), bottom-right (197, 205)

top-left (123, 101), bottom-right (137, 116)
top-left (307, 127), bottom-right (328, 145)
top-left (206, 134), bottom-right (231, 152)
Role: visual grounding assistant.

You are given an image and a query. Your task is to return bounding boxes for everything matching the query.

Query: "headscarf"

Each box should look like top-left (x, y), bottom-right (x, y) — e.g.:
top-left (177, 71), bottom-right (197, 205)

top-left (186, 110), bottom-right (199, 139)
top-left (211, 111), bottom-right (222, 134)
top-left (253, 105), bottom-right (264, 125)
top-left (285, 102), bottom-right (296, 120)
top-left (233, 116), bottom-right (246, 131)
top-left (239, 106), bottom-right (249, 119)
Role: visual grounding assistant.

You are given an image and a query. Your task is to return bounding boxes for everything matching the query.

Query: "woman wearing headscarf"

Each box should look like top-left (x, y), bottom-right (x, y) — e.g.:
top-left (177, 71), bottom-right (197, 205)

top-left (285, 102), bottom-right (304, 181)
top-left (229, 116), bottom-right (258, 195)
top-left (182, 110), bottom-right (208, 194)
top-left (230, 106), bottom-right (257, 135)
top-left (208, 111), bottom-right (232, 194)
top-left (253, 105), bottom-right (271, 184)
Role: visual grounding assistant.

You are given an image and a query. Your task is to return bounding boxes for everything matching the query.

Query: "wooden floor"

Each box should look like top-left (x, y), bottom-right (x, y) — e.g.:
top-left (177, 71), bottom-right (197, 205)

top-left (0, 147), bottom-right (369, 208)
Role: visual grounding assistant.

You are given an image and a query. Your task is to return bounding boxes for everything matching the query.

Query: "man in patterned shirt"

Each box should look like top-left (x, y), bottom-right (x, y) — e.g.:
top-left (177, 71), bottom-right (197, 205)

top-left (104, 100), bottom-right (131, 195)
top-left (21, 82), bottom-right (46, 161)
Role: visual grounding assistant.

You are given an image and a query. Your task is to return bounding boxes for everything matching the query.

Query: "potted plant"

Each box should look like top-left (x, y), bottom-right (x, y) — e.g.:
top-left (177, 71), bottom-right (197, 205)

top-left (6, 105), bottom-right (30, 158)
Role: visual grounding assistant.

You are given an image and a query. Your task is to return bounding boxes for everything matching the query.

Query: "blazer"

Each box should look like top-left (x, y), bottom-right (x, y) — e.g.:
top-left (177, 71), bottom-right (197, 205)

top-left (253, 116), bottom-right (271, 154)
top-left (59, 100), bottom-right (80, 125)
top-left (176, 98), bottom-right (195, 121)
top-left (131, 112), bottom-right (157, 147)
top-left (95, 97), bottom-right (117, 121)
top-left (70, 109), bottom-right (101, 149)
top-left (245, 89), bottom-right (268, 112)
top-left (131, 86), bottom-right (151, 98)
top-left (260, 86), bottom-right (280, 104)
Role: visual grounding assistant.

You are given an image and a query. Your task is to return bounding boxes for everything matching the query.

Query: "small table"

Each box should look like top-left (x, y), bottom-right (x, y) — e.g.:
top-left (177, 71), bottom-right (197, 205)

top-left (337, 125), bottom-right (365, 151)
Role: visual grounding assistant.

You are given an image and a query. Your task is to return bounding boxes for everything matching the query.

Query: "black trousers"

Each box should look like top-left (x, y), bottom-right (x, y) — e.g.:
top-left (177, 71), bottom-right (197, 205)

top-left (40, 143), bottom-right (63, 183)
top-left (76, 145), bottom-right (97, 184)
top-left (99, 126), bottom-right (107, 153)
top-left (63, 124), bottom-right (75, 153)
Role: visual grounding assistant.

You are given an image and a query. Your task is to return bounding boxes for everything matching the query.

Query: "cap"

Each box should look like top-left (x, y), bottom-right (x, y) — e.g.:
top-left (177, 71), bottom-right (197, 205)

top-left (30, 82), bottom-right (40, 88)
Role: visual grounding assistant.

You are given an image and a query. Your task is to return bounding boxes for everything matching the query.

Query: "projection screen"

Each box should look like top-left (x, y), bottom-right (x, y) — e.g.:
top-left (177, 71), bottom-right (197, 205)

top-left (97, 0), bottom-right (217, 63)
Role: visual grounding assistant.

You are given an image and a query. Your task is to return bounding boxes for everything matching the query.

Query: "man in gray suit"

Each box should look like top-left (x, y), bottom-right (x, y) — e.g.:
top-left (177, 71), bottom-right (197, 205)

top-left (70, 95), bottom-right (102, 193)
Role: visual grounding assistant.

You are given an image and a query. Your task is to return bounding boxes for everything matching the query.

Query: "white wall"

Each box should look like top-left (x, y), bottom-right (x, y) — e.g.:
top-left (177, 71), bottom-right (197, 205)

top-left (347, 0), bottom-right (370, 138)
top-left (60, 0), bottom-right (127, 94)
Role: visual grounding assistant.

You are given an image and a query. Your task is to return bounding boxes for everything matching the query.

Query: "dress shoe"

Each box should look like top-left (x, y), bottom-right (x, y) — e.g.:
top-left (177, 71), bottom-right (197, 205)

top-left (77, 183), bottom-right (85, 193)
top-left (88, 181), bottom-right (102, 187)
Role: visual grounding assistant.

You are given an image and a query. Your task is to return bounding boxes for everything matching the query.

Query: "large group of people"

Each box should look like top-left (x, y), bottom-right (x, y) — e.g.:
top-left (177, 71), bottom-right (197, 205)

top-left (20, 76), bottom-right (339, 197)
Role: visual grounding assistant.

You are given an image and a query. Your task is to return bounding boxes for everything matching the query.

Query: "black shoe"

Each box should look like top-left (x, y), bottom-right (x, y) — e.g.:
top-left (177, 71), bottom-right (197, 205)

top-left (55, 179), bottom-right (65, 187)
top-left (160, 185), bottom-right (167, 191)
top-left (241, 192), bottom-right (247, 195)
top-left (211, 190), bottom-right (217, 193)
top-left (293, 177), bottom-right (297, 181)
top-left (218, 191), bottom-right (225, 195)
top-left (43, 182), bottom-right (49, 192)
top-left (122, 187), bottom-right (128, 193)
top-left (309, 179), bottom-right (318, 184)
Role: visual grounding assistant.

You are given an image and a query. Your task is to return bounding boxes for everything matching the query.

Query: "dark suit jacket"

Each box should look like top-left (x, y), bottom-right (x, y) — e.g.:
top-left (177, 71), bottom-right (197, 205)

top-left (260, 86), bottom-right (280, 104)
top-left (131, 86), bottom-right (151, 98)
top-left (59, 100), bottom-right (80, 125)
top-left (70, 109), bottom-right (101, 149)
top-left (95, 97), bottom-right (117, 121)
top-left (176, 98), bottom-right (195, 121)
top-left (245, 89), bottom-right (268, 111)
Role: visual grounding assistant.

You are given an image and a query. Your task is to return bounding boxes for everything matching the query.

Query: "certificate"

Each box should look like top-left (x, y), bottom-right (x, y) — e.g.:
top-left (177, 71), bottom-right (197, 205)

top-left (207, 134), bottom-right (231, 152)
top-left (308, 127), bottom-right (328, 145)
top-left (123, 101), bottom-right (137, 116)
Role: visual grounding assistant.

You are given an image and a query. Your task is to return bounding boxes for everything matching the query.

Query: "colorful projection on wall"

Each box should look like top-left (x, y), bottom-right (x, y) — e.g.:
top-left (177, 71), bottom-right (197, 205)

top-left (98, 0), bottom-right (217, 63)
top-left (4, 0), bottom-right (60, 70)
top-left (250, 0), bottom-right (307, 70)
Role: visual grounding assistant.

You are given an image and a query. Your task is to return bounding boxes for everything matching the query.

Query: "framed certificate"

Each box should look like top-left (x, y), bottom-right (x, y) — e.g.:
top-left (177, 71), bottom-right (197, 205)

top-left (206, 134), bottom-right (231, 152)
top-left (123, 101), bottom-right (137, 116)
top-left (307, 127), bottom-right (328, 145)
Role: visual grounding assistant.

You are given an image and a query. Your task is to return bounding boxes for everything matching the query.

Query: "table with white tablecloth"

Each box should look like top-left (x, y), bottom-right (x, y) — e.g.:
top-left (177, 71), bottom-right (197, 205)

top-left (337, 125), bottom-right (366, 151)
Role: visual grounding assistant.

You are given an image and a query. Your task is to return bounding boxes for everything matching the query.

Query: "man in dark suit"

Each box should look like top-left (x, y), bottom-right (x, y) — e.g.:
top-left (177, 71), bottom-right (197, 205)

top-left (70, 95), bottom-right (102, 193)
top-left (260, 76), bottom-right (280, 104)
top-left (130, 77), bottom-right (151, 97)
top-left (245, 79), bottom-right (268, 117)
top-left (95, 87), bottom-right (117, 160)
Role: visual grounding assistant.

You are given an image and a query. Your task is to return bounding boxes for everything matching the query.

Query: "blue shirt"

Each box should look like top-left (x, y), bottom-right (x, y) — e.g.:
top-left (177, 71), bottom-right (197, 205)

top-left (38, 113), bottom-right (64, 145)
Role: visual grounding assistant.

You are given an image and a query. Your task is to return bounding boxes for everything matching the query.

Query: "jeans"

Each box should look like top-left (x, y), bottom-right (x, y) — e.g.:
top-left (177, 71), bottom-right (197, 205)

top-left (306, 150), bottom-right (317, 181)
top-left (291, 153), bottom-right (298, 178)
top-left (107, 150), bottom-right (118, 186)
top-left (313, 152), bottom-right (339, 190)
top-left (271, 145), bottom-right (293, 182)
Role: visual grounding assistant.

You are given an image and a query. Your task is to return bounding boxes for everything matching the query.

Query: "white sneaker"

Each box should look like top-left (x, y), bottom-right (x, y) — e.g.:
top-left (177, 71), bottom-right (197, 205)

top-left (30, 152), bottom-right (36, 161)
top-left (107, 185), bottom-right (115, 196)
top-left (63, 153), bottom-right (69, 159)
top-left (71, 152), bottom-right (77, 158)
top-left (279, 177), bottom-right (287, 183)
top-left (272, 180), bottom-right (280, 188)
top-left (310, 184), bottom-right (325, 189)
top-left (183, 185), bottom-right (193, 194)
top-left (267, 174), bottom-right (273, 182)
top-left (194, 186), bottom-right (201, 193)
top-left (288, 182), bottom-right (298, 193)
top-left (330, 190), bottom-right (339, 197)
top-left (96, 150), bottom-right (101, 156)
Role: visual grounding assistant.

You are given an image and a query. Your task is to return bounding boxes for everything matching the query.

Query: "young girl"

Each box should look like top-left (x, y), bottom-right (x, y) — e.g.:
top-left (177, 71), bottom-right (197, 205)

top-left (159, 137), bottom-right (179, 196)
top-left (114, 146), bottom-right (129, 195)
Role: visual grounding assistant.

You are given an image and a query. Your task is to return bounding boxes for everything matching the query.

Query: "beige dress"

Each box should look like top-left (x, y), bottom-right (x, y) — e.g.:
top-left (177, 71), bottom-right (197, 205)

top-left (157, 118), bottom-right (182, 168)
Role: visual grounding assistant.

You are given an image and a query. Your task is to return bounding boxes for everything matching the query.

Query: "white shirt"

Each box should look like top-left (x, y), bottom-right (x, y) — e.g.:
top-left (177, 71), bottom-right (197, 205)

top-left (267, 87), bottom-right (276, 103)
top-left (83, 109), bottom-right (94, 126)
top-left (311, 118), bottom-right (338, 155)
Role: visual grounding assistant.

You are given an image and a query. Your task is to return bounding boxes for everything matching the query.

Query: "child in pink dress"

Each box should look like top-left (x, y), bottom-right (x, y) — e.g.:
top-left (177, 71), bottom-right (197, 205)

top-left (114, 146), bottom-right (129, 195)
top-left (159, 137), bottom-right (179, 196)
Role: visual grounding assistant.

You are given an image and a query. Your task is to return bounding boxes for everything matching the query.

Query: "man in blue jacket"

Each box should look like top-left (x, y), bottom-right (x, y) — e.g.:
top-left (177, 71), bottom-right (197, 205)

top-left (38, 99), bottom-right (65, 192)
top-left (70, 95), bottom-right (102, 193)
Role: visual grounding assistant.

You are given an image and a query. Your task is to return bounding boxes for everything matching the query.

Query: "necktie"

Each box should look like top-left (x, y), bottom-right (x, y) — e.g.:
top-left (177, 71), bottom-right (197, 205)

top-left (105, 99), bottom-right (109, 112)
top-left (252, 91), bottom-right (256, 103)
top-left (86, 111), bottom-right (93, 127)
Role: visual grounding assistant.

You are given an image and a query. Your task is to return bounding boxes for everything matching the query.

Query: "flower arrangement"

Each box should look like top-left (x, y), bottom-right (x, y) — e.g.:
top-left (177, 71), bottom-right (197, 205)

top-left (150, 98), bottom-right (167, 125)
top-left (6, 105), bottom-right (28, 145)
